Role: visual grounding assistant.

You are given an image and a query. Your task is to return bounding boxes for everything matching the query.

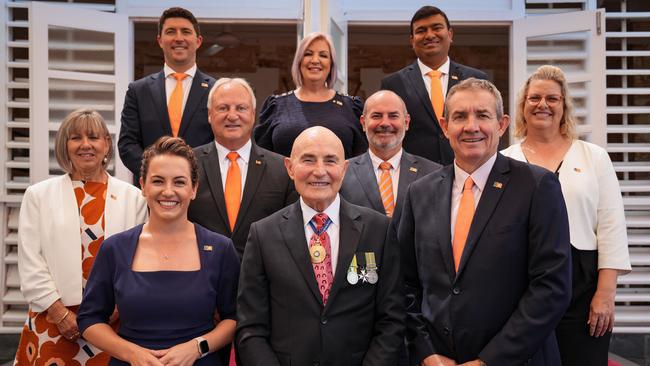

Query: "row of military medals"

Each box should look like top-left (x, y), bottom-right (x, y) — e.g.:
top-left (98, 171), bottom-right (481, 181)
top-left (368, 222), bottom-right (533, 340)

top-left (347, 253), bottom-right (378, 285)
top-left (310, 244), bottom-right (378, 285)
top-left (307, 217), bottom-right (377, 285)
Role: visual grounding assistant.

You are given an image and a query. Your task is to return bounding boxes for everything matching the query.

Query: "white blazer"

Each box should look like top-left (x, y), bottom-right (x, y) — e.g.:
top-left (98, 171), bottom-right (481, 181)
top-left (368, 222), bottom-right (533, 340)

top-left (18, 174), bottom-right (147, 312)
top-left (502, 140), bottom-right (631, 272)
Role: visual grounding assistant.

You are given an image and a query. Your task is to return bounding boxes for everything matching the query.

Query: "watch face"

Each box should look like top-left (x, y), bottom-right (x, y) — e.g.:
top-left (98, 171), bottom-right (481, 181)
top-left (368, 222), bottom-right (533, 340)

top-left (199, 339), bottom-right (209, 354)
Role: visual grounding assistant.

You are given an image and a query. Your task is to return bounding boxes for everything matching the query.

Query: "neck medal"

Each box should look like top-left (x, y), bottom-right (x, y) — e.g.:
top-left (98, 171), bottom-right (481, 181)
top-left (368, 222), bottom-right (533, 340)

top-left (365, 252), bottom-right (378, 284)
top-left (310, 237), bottom-right (326, 264)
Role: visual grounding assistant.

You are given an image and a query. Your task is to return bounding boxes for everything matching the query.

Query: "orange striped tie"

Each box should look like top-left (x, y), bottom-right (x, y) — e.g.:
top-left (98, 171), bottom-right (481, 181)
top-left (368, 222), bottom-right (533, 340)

top-left (168, 72), bottom-right (188, 137)
top-left (379, 162), bottom-right (395, 217)
top-left (225, 152), bottom-right (241, 231)
top-left (453, 177), bottom-right (475, 272)
top-left (427, 70), bottom-right (444, 122)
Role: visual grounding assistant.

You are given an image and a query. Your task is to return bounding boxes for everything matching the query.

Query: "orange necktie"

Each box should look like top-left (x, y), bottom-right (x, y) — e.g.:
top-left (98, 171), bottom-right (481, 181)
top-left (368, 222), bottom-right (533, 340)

top-left (453, 177), bottom-right (475, 272)
top-left (427, 70), bottom-right (444, 122)
top-left (225, 152), bottom-right (241, 231)
top-left (168, 72), bottom-right (188, 137)
top-left (379, 162), bottom-right (395, 217)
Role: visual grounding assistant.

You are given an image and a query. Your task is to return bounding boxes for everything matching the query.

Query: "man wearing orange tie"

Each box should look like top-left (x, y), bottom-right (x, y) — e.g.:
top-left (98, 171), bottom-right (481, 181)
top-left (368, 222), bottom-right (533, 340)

top-left (118, 7), bottom-right (216, 184)
top-left (340, 90), bottom-right (441, 223)
top-left (188, 78), bottom-right (295, 259)
top-left (396, 78), bottom-right (571, 366)
top-left (381, 6), bottom-right (487, 165)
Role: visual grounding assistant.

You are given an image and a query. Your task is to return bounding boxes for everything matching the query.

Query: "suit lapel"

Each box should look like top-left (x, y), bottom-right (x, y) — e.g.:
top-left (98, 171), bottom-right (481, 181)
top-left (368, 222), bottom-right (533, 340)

top-left (325, 200), bottom-right (361, 311)
top-left (447, 61), bottom-right (462, 93)
top-left (281, 203), bottom-right (322, 304)
top-left (404, 61), bottom-right (439, 124)
top-left (456, 154), bottom-right (511, 278)
top-left (148, 71), bottom-right (172, 135)
top-left (200, 144), bottom-right (230, 233)
top-left (353, 153), bottom-right (384, 213)
top-left (396, 152), bottom-right (418, 209)
top-left (179, 70), bottom-right (210, 137)
top-left (436, 166), bottom-right (456, 282)
top-left (234, 143), bottom-right (265, 234)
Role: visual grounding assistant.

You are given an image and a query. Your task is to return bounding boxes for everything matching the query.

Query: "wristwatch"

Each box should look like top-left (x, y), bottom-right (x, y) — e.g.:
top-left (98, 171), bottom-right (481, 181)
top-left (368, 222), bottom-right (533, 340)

top-left (195, 337), bottom-right (209, 358)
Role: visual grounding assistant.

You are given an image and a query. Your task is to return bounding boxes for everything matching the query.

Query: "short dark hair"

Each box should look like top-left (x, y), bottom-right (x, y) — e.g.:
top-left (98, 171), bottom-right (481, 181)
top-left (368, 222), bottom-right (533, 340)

top-left (158, 7), bottom-right (200, 36)
top-left (140, 136), bottom-right (199, 187)
top-left (410, 6), bottom-right (451, 35)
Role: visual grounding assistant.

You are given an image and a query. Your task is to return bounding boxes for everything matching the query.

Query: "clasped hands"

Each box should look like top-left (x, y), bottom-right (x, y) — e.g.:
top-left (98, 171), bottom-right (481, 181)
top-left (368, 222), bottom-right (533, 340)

top-left (128, 340), bottom-right (201, 366)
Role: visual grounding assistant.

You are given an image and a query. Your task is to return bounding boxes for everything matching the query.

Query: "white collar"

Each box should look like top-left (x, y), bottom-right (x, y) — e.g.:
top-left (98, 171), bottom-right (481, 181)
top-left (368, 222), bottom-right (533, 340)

top-left (300, 194), bottom-right (341, 229)
top-left (214, 139), bottom-right (252, 165)
top-left (163, 63), bottom-right (197, 78)
top-left (453, 153), bottom-right (498, 193)
top-left (368, 148), bottom-right (402, 171)
top-left (418, 57), bottom-right (450, 77)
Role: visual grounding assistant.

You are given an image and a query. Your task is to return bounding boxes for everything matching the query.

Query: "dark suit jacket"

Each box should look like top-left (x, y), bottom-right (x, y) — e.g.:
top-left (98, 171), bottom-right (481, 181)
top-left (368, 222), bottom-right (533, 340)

top-left (380, 60), bottom-right (488, 165)
top-left (340, 150), bottom-right (441, 222)
top-left (397, 154), bottom-right (571, 366)
top-left (188, 141), bottom-right (297, 259)
top-left (118, 69), bottom-right (216, 183)
top-left (237, 199), bottom-right (405, 366)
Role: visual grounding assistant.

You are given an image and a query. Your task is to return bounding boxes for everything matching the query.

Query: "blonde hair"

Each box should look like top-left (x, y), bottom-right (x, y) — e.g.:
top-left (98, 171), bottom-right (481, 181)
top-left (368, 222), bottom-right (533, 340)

top-left (514, 65), bottom-right (577, 139)
top-left (54, 108), bottom-right (112, 174)
top-left (291, 32), bottom-right (337, 88)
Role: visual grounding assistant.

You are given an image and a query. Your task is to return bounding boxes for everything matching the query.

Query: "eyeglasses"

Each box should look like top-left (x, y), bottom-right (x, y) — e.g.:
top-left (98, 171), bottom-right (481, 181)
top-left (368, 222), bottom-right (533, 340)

top-left (526, 95), bottom-right (563, 106)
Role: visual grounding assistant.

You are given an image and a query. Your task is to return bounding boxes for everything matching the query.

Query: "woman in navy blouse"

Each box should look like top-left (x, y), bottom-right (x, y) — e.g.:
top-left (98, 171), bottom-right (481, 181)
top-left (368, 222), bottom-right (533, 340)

top-left (254, 31), bottom-right (367, 158)
top-left (78, 136), bottom-right (239, 366)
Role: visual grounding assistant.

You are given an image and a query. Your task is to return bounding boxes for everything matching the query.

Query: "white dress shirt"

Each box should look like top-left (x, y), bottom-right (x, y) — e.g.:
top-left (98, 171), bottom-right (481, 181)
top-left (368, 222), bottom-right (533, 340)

top-left (301, 195), bottom-right (341, 275)
top-left (368, 148), bottom-right (402, 199)
top-left (418, 57), bottom-right (451, 102)
top-left (215, 139), bottom-right (251, 199)
top-left (164, 63), bottom-right (196, 111)
top-left (450, 153), bottom-right (497, 241)
top-left (502, 140), bottom-right (631, 272)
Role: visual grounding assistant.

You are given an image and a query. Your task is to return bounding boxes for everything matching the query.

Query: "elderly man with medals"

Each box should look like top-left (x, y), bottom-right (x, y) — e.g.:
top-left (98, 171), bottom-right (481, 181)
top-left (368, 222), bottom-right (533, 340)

top-left (237, 126), bottom-right (404, 366)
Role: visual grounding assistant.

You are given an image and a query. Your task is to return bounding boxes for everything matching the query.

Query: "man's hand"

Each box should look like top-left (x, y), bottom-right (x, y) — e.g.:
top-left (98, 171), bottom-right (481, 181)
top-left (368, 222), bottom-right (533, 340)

top-left (421, 354), bottom-right (457, 366)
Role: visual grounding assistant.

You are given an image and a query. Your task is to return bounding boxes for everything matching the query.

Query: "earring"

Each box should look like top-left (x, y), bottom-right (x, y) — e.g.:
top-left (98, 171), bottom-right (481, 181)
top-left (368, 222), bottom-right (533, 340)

top-left (103, 156), bottom-right (108, 164)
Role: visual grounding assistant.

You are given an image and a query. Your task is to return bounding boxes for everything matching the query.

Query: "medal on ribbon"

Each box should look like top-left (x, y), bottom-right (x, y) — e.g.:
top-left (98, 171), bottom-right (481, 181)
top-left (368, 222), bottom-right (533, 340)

top-left (365, 252), bottom-right (378, 284)
top-left (347, 254), bottom-right (359, 285)
top-left (310, 238), bottom-right (326, 264)
top-left (309, 217), bottom-right (332, 264)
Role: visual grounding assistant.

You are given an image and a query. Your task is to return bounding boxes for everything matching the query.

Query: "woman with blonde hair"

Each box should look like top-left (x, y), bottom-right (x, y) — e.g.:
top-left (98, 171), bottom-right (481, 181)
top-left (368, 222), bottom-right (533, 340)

top-left (254, 31), bottom-right (367, 158)
top-left (502, 65), bottom-right (631, 365)
top-left (14, 108), bottom-right (147, 366)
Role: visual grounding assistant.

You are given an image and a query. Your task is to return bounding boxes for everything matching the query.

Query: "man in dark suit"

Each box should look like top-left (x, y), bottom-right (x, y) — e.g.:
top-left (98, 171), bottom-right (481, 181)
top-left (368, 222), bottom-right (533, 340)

top-left (340, 90), bottom-right (440, 221)
top-left (237, 127), bottom-right (404, 366)
top-left (381, 6), bottom-right (488, 165)
top-left (397, 78), bottom-right (571, 366)
top-left (188, 78), bottom-right (295, 259)
top-left (118, 7), bottom-right (215, 184)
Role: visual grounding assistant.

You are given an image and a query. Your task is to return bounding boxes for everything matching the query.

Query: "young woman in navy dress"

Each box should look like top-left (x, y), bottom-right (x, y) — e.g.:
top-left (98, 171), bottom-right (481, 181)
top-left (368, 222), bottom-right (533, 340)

top-left (78, 136), bottom-right (239, 366)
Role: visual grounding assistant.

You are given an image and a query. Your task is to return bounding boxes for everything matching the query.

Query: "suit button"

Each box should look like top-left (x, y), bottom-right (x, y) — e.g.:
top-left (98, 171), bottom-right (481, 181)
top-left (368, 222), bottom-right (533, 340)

top-left (452, 287), bottom-right (460, 295)
top-left (443, 327), bottom-right (451, 335)
top-left (321, 317), bottom-right (327, 325)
